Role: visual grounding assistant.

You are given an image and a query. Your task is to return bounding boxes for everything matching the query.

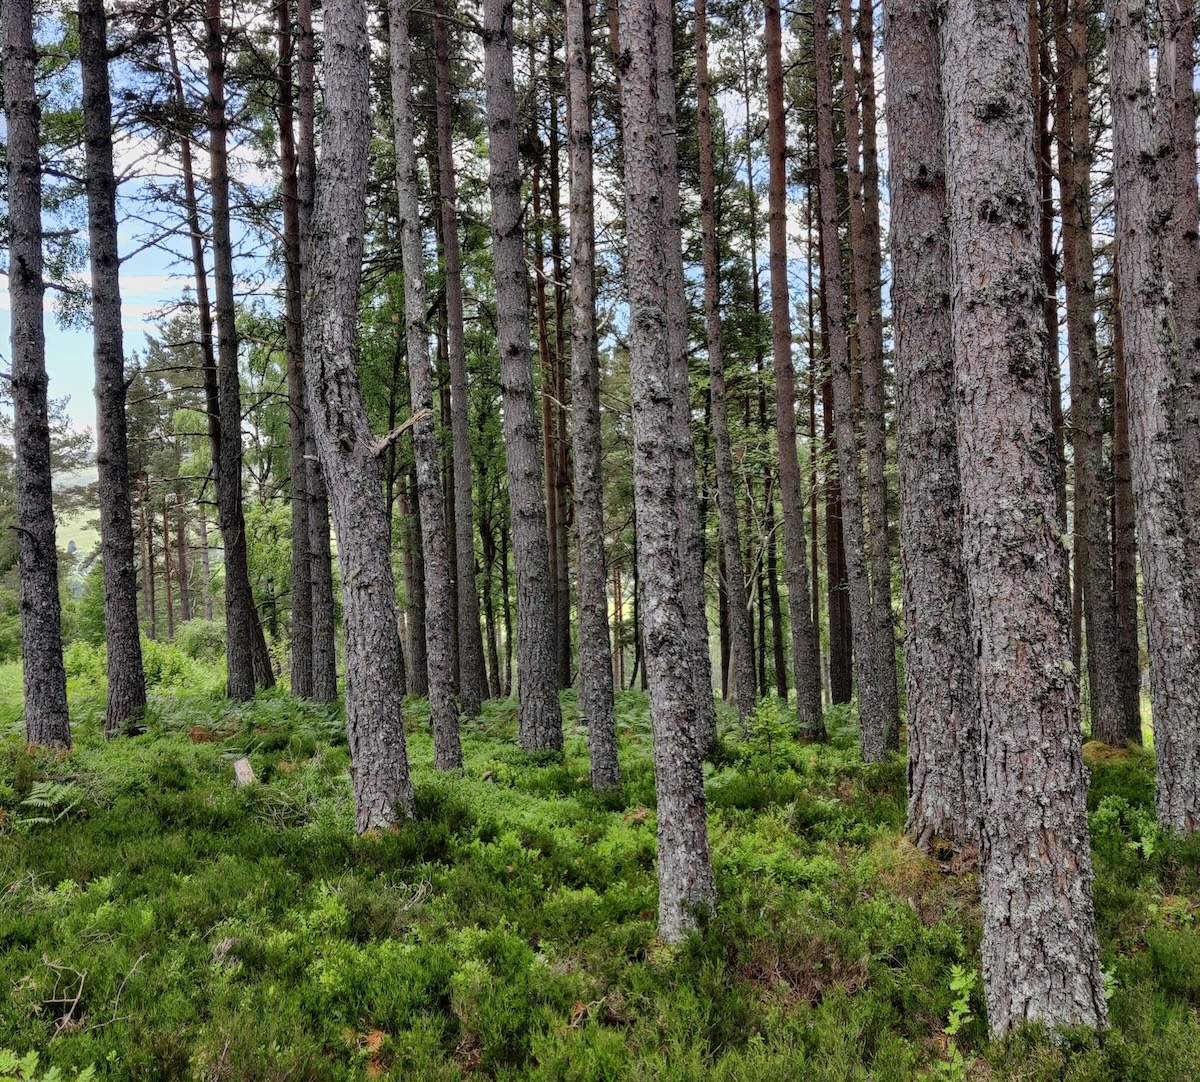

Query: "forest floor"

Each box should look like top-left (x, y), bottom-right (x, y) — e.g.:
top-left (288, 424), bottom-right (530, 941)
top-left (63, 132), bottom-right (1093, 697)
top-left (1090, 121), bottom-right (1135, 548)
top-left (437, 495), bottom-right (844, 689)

top-left (1, 650), bottom-right (1198, 1081)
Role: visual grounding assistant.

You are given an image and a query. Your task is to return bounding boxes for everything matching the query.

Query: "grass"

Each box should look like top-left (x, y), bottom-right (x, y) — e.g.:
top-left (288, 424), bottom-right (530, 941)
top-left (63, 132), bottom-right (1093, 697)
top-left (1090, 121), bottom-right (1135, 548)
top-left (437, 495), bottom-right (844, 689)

top-left (0, 656), bottom-right (1197, 1080)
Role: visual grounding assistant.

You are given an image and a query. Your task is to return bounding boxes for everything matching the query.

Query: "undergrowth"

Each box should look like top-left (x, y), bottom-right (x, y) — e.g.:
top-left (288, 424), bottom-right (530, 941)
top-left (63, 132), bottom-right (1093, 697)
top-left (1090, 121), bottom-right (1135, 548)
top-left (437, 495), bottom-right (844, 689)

top-left (0, 667), bottom-right (1196, 1080)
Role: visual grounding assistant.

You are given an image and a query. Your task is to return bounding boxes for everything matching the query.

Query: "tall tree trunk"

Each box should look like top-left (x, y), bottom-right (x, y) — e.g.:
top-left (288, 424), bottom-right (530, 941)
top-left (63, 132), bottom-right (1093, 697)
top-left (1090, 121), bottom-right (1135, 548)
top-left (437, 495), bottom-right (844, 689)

top-left (278, 0), bottom-right (314, 699)
top-left (767, 0), bottom-right (823, 735)
top-left (305, 0), bottom-right (415, 831)
top-left (433, 0), bottom-right (487, 714)
top-left (483, 0), bottom-right (564, 752)
top-left (814, 0), bottom-right (885, 759)
top-left (883, 0), bottom-right (978, 853)
top-left (407, 466), bottom-right (429, 696)
top-left (162, 500), bottom-right (175, 639)
top-left (840, 0), bottom-right (898, 744)
top-left (298, 0), bottom-right (338, 703)
top-left (1108, 0), bottom-right (1200, 833)
top-left (79, 0), bottom-right (148, 736)
top-left (696, 0), bottom-right (755, 726)
top-left (4, 0), bottom-right (71, 748)
top-left (199, 510), bottom-right (214, 620)
top-left (617, 0), bottom-right (716, 942)
top-left (566, 0), bottom-right (619, 788)
top-left (142, 482), bottom-right (157, 640)
top-left (389, 0), bottom-right (463, 771)
top-left (944, 0), bottom-right (1107, 1032)
top-left (654, 0), bottom-right (717, 751)
top-left (1053, 0), bottom-right (1127, 744)
top-left (207, 0), bottom-right (267, 698)
top-left (175, 489), bottom-right (191, 622)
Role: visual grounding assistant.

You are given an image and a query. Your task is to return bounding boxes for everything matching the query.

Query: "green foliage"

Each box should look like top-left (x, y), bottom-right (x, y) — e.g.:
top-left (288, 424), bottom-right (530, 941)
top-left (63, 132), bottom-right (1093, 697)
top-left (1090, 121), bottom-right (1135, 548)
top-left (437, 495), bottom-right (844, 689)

top-left (173, 619), bottom-right (227, 663)
top-left (0, 1049), bottom-right (95, 1081)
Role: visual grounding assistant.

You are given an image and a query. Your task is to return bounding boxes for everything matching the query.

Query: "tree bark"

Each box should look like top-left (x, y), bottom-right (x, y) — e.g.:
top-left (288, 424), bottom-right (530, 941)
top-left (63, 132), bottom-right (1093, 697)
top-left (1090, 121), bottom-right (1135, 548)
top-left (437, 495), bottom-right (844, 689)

top-left (389, 0), bottom-right (463, 771)
top-left (80, 0), bottom-right (148, 736)
top-left (304, 0), bottom-right (415, 830)
top-left (4, 0), bottom-right (71, 748)
top-left (767, 0), bottom-right (823, 735)
top-left (566, 0), bottom-right (619, 788)
top-left (617, 0), bottom-right (716, 943)
top-left (433, 0), bottom-right (487, 715)
top-left (882, 0), bottom-right (979, 855)
top-left (814, 0), bottom-right (885, 760)
top-left (483, 0), bottom-right (564, 753)
top-left (943, 0), bottom-right (1107, 1032)
top-left (1108, 0), bottom-right (1200, 834)
top-left (175, 489), bottom-right (191, 622)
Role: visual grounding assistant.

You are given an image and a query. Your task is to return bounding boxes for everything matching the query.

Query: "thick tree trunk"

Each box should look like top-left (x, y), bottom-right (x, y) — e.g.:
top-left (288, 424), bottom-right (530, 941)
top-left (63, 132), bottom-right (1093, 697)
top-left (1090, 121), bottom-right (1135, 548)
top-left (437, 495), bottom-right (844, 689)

top-left (566, 0), bottom-right (619, 788)
top-left (4, 0), bottom-right (71, 748)
top-left (389, 0), bottom-right (463, 772)
top-left (483, 0), bottom-right (564, 753)
top-left (278, 0), bottom-right (314, 700)
top-left (882, 0), bottom-right (979, 855)
top-left (814, 0), bottom-right (885, 760)
top-left (1108, 0), bottom-right (1200, 833)
top-left (943, 0), bottom-right (1107, 1033)
top-left (766, 0), bottom-right (823, 735)
top-left (433, 0), bottom-right (487, 715)
top-left (617, 0), bottom-right (716, 942)
top-left (304, 0), bottom-right (415, 831)
top-left (80, 0), bottom-right (148, 736)
top-left (696, 0), bottom-right (755, 727)
top-left (654, 0), bottom-right (718, 752)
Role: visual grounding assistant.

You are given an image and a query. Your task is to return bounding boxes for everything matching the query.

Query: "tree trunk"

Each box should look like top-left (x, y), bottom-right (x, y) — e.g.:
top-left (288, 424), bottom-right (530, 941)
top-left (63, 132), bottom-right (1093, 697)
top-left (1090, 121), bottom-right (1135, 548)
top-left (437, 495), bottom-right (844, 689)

top-left (199, 511), bottom-right (214, 620)
top-left (767, 0), bottom-right (823, 735)
top-left (696, 0), bottom-right (755, 727)
top-left (654, 0), bottom-right (717, 752)
top-left (566, 0), bottom-right (619, 788)
top-left (79, 0), bottom-right (148, 736)
top-left (4, 0), bottom-right (71, 748)
top-left (814, 0), bottom-right (885, 760)
top-left (278, 0), bottom-right (314, 700)
top-left (883, 0), bottom-right (978, 854)
top-left (176, 489), bottom-right (191, 622)
top-left (617, 0), bottom-right (716, 942)
top-left (943, 0), bottom-right (1107, 1032)
top-left (304, 0), bottom-right (415, 831)
top-left (389, 0), bottom-right (463, 771)
top-left (433, 0), bottom-right (487, 715)
top-left (407, 466), bottom-right (429, 697)
top-left (162, 500), bottom-right (175, 639)
top-left (1108, 0), bottom-right (1200, 834)
top-left (483, 0), bottom-right (564, 753)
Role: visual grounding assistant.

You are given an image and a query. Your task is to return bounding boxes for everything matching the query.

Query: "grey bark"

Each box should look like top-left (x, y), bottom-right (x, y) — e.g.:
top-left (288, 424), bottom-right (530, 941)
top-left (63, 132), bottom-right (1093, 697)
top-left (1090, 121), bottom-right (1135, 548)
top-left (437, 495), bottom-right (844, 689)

top-left (766, 0), bottom-right (823, 736)
top-left (696, 0), bottom-right (755, 728)
top-left (389, 0), bottom-right (463, 772)
top-left (4, 0), bottom-right (71, 748)
top-left (943, 0), bottom-right (1107, 1033)
top-left (882, 0), bottom-right (979, 853)
top-left (304, 0), bottom-right (415, 830)
top-left (482, 0), bottom-right (564, 753)
top-left (814, 0), bottom-right (885, 761)
top-left (566, 0), bottom-right (619, 788)
top-left (617, 0), bottom-right (716, 943)
top-left (433, 0), bottom-right (487, 716)
top-left (1108, 0), bottom-right (1200, 834)
top-left (653, 0), bottom-right (717, 752)
top-left (80, 0), bottom-right (148, 736)
top-left (278, 0), bottom-right (314, 700)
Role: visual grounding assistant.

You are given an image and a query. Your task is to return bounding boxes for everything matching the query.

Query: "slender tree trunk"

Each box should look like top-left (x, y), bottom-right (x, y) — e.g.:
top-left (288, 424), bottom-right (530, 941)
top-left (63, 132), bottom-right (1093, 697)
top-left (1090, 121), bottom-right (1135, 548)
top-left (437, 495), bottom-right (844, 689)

top-left (304, 0), bottom-right (415, 830)
top-left (483, 0), bottom-right (564, 752)
top-left (653, 0), bottom-right (717, 751)
top-left (501, 514), bottom-right (513, 697)
top-left (944, 0), bottom-right (1107, 1032)
top-left (566, 0), bottom-right (619, 787)
top-left (406, 467), bottom-right (430, 696)
top-left (815, 0), bottom-right (885, 759)
top-left (5, 0), bottom-right (71, 748)
top-left (433, 0), bottom-right (487, 714)
top-left (142, 482), bottom-right (157, 640)
top-left (162, 500), bottom-right (175, 639)
top-left (80, 0), bottom-right (147, 736)
top-left (883, 0), bottom-right (978, 853)
top-left (278, 0), bottom-right (314, 699)
top-left (390, 0), bottom-right (463, 771)
top-left (767, 0), bottom-right (822, 734)
top-left (617, 0), bottom-right (716, 942)
top-left (199, 510), bottom-right (214, 620)
top-left (175, 489), bottom-right (191, 622)
top-left (696, 0), bottom-right (755, 726)
top-left (1108, 0), bottom-right (1200, 833)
